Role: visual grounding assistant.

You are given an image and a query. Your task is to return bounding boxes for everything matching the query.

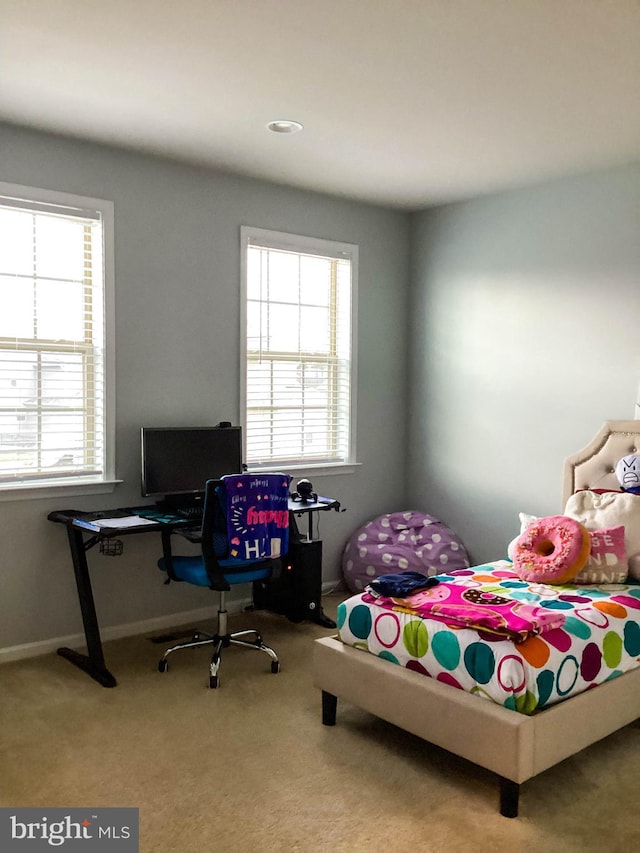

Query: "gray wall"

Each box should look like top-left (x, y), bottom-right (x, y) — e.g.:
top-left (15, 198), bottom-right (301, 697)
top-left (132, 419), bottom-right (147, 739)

top-left (0, 123), bottom-right (410, 651)
top-left (3, 121), bottom-right (638, 656)
top-left (408, 162), bottom-right (640, 565)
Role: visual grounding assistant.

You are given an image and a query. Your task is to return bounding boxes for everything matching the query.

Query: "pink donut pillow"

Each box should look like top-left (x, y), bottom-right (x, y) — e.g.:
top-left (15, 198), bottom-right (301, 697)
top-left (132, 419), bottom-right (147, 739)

top-left (512, 515), bottom-right (591, 584)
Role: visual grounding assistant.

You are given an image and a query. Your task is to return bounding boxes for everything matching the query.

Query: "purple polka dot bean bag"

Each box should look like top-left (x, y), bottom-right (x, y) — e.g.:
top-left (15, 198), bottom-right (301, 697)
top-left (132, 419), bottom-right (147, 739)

top-left (341, 510), bottom-right (470, 593)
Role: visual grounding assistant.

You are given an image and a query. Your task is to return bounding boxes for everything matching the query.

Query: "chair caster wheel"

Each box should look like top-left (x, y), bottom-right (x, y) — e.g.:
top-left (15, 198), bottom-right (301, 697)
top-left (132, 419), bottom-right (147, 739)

top-left (209, 675), bottom-right (219, 689)
top-left (158, 659), bottom-right (168, 673)
top-left (271, 661), bottom-right (280, 674)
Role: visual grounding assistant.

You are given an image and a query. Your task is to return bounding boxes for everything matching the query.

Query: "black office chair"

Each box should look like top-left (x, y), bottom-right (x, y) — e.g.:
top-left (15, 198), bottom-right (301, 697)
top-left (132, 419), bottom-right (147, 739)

top-left (157, 474), bottom-right (291, 688)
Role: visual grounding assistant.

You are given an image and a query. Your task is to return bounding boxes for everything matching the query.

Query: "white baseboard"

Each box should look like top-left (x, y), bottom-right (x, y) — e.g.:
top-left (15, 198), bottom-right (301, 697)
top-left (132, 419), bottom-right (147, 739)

top-left (0, 598), bottom-right (250, 665)
top-left (0, 582), bottom-right (341, 665)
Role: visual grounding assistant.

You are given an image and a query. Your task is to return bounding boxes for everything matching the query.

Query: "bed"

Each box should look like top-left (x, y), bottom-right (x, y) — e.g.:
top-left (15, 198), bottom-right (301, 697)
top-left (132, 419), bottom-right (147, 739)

top-left (313, 420), bottom-right (640, 817)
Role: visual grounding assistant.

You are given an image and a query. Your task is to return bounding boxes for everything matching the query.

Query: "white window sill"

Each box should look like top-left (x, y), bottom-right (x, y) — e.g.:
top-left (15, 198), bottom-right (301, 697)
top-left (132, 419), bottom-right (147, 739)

top-left (0, 479), bottom-right (122, 502)
top-left (247, 462), bottom-right (361, 478)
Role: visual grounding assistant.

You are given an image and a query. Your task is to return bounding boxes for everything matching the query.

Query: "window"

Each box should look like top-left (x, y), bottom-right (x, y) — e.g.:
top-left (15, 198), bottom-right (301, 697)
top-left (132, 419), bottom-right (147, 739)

top-left (241, 227), bottom-right (357, 470)
top-left (0, 182), bottom-right (115, 493)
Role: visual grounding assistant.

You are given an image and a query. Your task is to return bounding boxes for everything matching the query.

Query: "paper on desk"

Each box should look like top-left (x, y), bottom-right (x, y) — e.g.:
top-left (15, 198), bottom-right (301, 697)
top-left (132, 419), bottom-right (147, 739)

top-left (93, 515), bottom-right (157, 529)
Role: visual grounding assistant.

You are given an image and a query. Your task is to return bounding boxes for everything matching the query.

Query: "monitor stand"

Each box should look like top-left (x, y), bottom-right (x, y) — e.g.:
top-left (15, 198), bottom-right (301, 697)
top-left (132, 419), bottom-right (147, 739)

top-left (156, 492), bottom-right (204, 511)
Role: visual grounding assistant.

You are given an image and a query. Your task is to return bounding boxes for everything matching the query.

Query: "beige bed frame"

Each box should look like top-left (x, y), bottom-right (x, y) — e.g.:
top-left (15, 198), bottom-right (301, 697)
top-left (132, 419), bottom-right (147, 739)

top-left (313, 420), bottom-right (640, 817)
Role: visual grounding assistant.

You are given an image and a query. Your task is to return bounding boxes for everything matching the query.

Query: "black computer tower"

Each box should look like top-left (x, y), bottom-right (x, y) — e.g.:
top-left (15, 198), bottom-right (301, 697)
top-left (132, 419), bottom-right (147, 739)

top-left (253, 539), bottom-right (323, 623)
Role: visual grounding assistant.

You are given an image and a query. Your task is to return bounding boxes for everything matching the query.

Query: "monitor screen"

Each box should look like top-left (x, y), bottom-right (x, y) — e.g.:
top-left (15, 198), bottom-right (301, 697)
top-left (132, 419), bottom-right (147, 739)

top-left (141, 426), bottom-right (243, 501)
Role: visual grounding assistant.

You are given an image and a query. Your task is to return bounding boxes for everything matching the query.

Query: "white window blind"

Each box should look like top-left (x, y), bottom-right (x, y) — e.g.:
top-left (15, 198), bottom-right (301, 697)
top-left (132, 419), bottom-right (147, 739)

top-left (0, 183), bottom-right (114, 490)
top-left (241, 227), bottom-right (357, 469)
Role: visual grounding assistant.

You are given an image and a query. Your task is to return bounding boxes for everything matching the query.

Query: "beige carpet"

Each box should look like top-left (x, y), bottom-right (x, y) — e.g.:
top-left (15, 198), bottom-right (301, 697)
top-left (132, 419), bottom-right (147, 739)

top-left (1, 592), bottom-right (640, 853)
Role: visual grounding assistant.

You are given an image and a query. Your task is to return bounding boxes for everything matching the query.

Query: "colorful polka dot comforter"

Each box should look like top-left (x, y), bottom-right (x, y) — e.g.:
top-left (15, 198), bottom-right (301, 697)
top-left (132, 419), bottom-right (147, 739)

top-left (336, 561), bottom-right (640, 715)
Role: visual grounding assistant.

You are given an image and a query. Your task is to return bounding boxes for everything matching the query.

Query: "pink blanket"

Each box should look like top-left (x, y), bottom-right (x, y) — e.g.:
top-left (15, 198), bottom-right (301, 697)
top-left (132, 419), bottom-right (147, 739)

top-left (366, 567), bottom-right (567, 642)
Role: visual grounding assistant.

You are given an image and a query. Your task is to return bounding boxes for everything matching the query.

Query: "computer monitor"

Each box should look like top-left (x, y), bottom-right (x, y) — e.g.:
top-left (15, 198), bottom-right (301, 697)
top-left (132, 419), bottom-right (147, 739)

top-left (141, 425), bottom-right (243, 505)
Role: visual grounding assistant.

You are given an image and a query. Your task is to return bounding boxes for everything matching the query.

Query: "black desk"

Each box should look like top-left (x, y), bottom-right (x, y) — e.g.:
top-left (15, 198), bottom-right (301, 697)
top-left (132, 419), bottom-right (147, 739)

top-left (48, 497), bottom-right (341, 688)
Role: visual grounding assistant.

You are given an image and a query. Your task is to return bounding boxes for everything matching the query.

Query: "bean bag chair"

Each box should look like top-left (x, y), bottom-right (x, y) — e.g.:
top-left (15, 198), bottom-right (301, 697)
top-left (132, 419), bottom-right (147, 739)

top-left (341, 510), bottom-right (470, 594)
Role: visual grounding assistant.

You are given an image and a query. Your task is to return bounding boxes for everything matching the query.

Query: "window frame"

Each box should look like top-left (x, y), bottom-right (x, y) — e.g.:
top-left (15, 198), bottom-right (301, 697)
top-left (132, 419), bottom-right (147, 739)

top-left (0, 181), bottom-right (117, 501)
top-left (240, 226), bottom-right (358, 475)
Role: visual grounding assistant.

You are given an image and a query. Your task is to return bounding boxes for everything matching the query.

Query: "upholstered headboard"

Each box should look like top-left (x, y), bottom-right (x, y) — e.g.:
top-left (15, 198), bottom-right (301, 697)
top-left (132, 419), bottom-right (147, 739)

top-left (562, 420), bottom-right (640, 506)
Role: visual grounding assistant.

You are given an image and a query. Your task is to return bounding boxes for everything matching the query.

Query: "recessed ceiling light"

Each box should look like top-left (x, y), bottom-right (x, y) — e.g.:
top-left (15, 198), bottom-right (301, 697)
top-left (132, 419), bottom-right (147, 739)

top-left (267, 120), bottom-right (303, 134)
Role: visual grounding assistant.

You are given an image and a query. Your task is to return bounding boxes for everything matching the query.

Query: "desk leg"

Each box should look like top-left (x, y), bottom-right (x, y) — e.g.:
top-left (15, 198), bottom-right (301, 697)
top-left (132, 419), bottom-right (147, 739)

top-left (57, 526), bottom-right (117, 688)
top-left (290, 539), bottom-right (337, 629)
top-left (311, 609), bottom-right (337, 629)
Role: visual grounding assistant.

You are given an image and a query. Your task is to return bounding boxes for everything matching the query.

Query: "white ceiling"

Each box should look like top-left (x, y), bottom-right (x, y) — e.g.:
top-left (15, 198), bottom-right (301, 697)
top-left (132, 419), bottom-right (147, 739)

top-left (2, 0), bottom-right (639, 209)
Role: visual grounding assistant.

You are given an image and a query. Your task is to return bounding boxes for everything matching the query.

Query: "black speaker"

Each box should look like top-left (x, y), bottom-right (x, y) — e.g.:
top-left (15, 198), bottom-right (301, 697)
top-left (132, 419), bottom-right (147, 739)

top-left (253, 539), bottom-right (323, 623)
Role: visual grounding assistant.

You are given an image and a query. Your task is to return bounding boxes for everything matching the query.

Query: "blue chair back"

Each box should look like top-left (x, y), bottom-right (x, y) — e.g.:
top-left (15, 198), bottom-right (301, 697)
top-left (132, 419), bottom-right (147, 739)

top-left (159, 474), bottom-right (291, 591)
top-left (216, 473), bottom-right (291, 562)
